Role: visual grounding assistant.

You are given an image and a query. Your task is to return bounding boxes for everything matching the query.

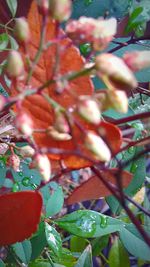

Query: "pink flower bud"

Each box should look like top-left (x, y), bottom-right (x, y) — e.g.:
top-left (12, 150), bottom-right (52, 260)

top-left (36, 0), bottom-right (49, 16)
top-left (0, 95), bottom-right (6, 111)
top-left (54, 109), bottom-right (70, 133)
top-left (7, 154), bottom-right (20, 172)
top-left (106, 90), bottom-right (128, 113)
top-left (31, 154), bottom-right (51, 182)
top-left (14, 17), bottom-right (30, 44)
top-left (85, 131), bottom-right (111, 162)
top-left (77, 96), bottom-right (101, 125)
top-left (15, 112), bottom-right (33, 137)
top-left (49, 0), bottom-right (72, 22)
top-left (6, 50), bottom-right (24, 78)
top-left (19, 145), bottom-right (35, 158)
top-left (66, 17), bottom-right (117, 50)
top-left (95, 53), bottom-right (137, 90)
top-left (47, 126), bottom-right (72, 140)
top-left (123, 51), bottom-right (150, 72)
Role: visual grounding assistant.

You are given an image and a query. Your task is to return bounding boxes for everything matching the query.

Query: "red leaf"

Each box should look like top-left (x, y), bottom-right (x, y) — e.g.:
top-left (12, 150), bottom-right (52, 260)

top-left (0, 191), bottom-right (42, 246)
top-left (66, 169), bottom-right (132, 205)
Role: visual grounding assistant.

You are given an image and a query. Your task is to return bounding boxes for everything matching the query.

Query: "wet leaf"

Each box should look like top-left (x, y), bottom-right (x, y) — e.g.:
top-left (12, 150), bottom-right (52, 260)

top-left (74, 245), bottom-right (93, 267)
top-left (108, 238), bottom-right (130, 267)
top-left (12, 240), bottom-right (32, 264)
top-left (45, 223), bottom-right (62, 256)
top-left (46, 185), bottom-right (64, 217)
top-left (0, 191), bottom-right (42, 245)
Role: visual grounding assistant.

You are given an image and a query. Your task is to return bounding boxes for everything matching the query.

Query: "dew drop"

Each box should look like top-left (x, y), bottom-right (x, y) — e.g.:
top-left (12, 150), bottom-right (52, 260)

top-left (130, 163), bottom-right (138, 173)
top-left (100, 216), bottom-right (108, 228)
top-left (12, 182), bottom-right (20, 192)
top-left (31, 183), bottom-right (38, 189)
top-left (76, 215), bottom-right (96, 234)
top-left (128, 146), bottom-right (135, 154)
top-left (22, 177), bottom-right (30, 187)
top-left (19, 171), bottom-right (23, 177)
top-left (84, 0), bottom-right (93, 6)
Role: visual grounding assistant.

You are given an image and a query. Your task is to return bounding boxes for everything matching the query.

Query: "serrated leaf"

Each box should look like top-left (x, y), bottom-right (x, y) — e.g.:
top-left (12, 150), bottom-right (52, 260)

top-left (0, 191), bottom-right (42, 245)
top-left (74, 245), bottom-right (93, 267)
top-left (45, 223), bottom-right (62, 256)
top-left (56, 210), bottom-right (124, 238)
top-left (12, 240), bottom-right (32, 264)
top-left (119, 224), bottom-right (150, 261)
top-left (108, 238), bottom-right (130, 267)
top-left (46, 185), bottom-right (64, 217)
top-left (6, 0), bottom-right (17, 17)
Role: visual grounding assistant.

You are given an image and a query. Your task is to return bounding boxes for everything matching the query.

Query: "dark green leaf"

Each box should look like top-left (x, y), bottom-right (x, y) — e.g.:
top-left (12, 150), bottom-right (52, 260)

top-left (91, 235), bottom-right (109, 256)
top-left (108, 238), bottom-right (130, 267)
top-left (0, 162), bottom-right (6, 187)
top-left (45, 223), bottom-right (62, 256)
top-left (56, 210), bottom-right (124, 238)
top-left (70, 236), bottom-right (88, 252)
top-left (31, 222), bottom-right (47, 261)
top-left (74, 245), bottom-right (93, 267)
top-left (29, 262), bottom-right (51, 267)
top-left (51, 248), bottom-right (76, 267)
top-left (46, 185), bottom-right (64, 217)
top-left (119, 224), bottom-right (150, 261)
top-left (0, 259), bottom-right (5, 267)
top-left (12, 240), bottom-right (32, 264)
top-left (6, 0), bottom-right (17, 17)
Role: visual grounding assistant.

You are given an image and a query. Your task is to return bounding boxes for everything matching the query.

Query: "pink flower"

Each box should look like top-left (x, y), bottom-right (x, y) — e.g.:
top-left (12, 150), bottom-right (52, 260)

top-left (123, 50), bottom-right (150, 72)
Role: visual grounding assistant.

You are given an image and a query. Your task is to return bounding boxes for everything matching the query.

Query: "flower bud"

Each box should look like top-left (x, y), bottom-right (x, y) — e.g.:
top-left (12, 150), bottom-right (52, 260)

top-left (15, 112), bottom-right (33, 137)
top-left (106, 90), bottom-right (128, 113)
top-left (54, 109), bottom-right (70, 133)
top-left (7, 154), bottom-right (20, 172)
top-left (123, 51), bottom-right (150, 72)
top-left (6, 50), bottom-right (24, 78)
top-left (14, 17), bottom-right (30, 44)
top-left (0, 95), bottom-right (6, 111)
top-left (85, 131), bottom-right (111, 162)
top-left (47, 126), bottom-right (72, 140)
top-left (77, 96), bottom-right (101, 125)
top-left (49, 0), bottom-right (72, 22)
top-left (95, 53), bottom-right (137, 90)
top-left (19, 145), bottom-right (35, 158)
top-left (36, 0), bottom-right (49, 16)
top-left (132, 187), bottom-right (145, 204)
top-left (30, 154), bottom-right (51, 182)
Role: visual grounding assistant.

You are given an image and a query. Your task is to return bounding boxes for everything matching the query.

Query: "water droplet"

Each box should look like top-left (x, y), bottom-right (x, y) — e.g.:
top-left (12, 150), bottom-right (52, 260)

top-left (22, 177), bottom-right (30, 187)
top-left (130, 163), bottom-right (138, 173)
top-left (19, 172), bottom-right (23, 177)
top-left (76, 215), bottom-right (96, 234)
top-left (84, 0), bottom-right (93, 6)
top-left (12, 182), bottom-right (20, 192)
top-left (100, 216), bottom-right (108, 228)
top-left (128, 146), bottom-right (135, 154)
top-left (80, 43), bottom-right (91, 56)
top-left (31, 183), bottom-right (38, 189)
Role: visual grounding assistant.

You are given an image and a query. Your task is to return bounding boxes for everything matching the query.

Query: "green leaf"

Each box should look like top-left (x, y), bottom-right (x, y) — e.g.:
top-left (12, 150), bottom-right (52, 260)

top-left (74, 245), bottom-right (93, 267)
top-left (119, 224), bottom-right (150, 261)
top-left (6, 0), bottom-right (17, 17)
top-left (56, 210), bottom-right (124, 238)
top-left (46, 185), bottom-right (64, 217)
top-left (3, 178), bottom-right (13, 188)
top-left (51, 248), bottom-right (76, 267)
top-left (8, 35), bottom-right (19, 50)
top-left (45, 223), bottom-right (62, 256)
top-left (29, 262), bottom-right (51, 267)
top-left (0, 162), bottom-right (6, 187)
top-left (12, 240), bottom-right (32, 264)
top-left (108, 238), bottom-right (130, 267)
top-left (0, 33), bottom-right (9, 50)
top-left (91, 235), bottom-right (109, 256)
top-left (31, 222), bottom-right (47, 261)
top-left (70, 236), bottom-right (88, 252)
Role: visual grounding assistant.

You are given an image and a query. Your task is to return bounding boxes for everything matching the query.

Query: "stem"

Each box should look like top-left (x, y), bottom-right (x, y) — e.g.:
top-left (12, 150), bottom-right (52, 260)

top-left (113, 111), bottom-right (150, 125)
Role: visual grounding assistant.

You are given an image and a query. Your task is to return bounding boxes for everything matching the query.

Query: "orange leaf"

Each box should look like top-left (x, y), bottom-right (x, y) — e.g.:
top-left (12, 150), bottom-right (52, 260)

top-left (0, 191), bottom-right (42, 246)
top-left (66, 169), bottom-right (132, 205)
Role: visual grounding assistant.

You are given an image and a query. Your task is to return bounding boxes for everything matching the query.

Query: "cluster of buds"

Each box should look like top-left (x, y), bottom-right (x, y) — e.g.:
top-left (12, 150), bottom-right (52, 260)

top-left (14, 17), bottom-right (30, 44)
top-left (85, 131), bottom-right (111, 162)
top-left (30, 154), bottom-right (51, 182)
top-left (6, 154), bottom-right (20, 172)
top-left (77, 96), bottom-right (101, 124)
top-left (15, 112), bottom-right (34, 137)
top-left (37, 0), bottom-right (72, 20)
top-left (66, 17), bottom-right (117, 51)
top-left (6, 50), bottom-right (24, 79)
top-left (95, 53), bottom-right (138, 90)
top-left (123, 50), bottom-right (150, 72)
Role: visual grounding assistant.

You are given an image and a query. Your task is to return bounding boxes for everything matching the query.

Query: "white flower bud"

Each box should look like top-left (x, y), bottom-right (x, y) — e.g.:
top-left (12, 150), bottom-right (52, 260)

top-left (47, 126), bottom-right (72, 140)
top-left (31, 154), bottom-right (51, 182)
top-left (77, 96), bottom-right (101, 125)
top-left (106, 90), bottom-right (128, 113)
top-left (36, 0), bottom-right (49, 15)
top-left (49, 0), bottom-right (72, 22)
top-left (54, 109), bottom-right (70, 133)
top-left (19, 145), bottom-right (35, 158)
top-left (123, 51), bottom-right (150, 72)
top-left (95, 53), bottom-right (138, 90)
top-left (85, 131), bottom-right (111, 162)
top-left (14, 17), bottom-right (30, 43)
top-left (6, 50), bottom-right (24, 78)
top-left (15, 112), bottom-right (33, 137)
